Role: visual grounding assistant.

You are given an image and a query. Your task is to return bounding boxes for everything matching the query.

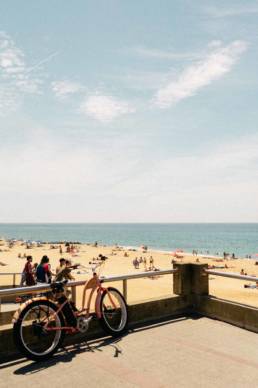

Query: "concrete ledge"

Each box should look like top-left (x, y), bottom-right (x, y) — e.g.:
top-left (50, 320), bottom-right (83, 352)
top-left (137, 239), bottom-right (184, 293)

top-left (128, 295), bottom-right (190, 325)
top-left (0, 295), bottom-right (190, 362)
top-left (0, 310), bottom-right (14, 325)
top-left (197, 296), bottom-right (258, 333)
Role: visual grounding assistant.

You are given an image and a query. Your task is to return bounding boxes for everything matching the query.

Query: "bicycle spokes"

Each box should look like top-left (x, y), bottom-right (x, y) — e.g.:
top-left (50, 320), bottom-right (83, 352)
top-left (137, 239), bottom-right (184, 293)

top-left (101, 290), bottom-right (127, 332)
top-left (19, 304), bottom-right (62, 357)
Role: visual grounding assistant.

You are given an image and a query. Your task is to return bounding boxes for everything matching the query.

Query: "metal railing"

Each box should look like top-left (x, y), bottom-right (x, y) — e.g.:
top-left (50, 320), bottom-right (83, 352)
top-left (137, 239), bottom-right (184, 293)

top-left (205, 269), bottom-right (258, 283)
top-left (0, 268), bottom-right (177, 312)
top-left (0, 273), bottom-right (21, 288)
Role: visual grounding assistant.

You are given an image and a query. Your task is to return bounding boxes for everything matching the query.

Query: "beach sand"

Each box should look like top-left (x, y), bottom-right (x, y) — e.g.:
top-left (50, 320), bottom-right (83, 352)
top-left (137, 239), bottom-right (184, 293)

top-left (0, 240), bottom-right (258, 307)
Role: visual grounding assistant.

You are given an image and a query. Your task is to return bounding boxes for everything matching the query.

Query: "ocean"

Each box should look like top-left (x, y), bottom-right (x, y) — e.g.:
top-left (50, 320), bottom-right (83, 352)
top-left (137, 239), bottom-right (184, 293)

top-left (0, 223), bottom-right (257, 258)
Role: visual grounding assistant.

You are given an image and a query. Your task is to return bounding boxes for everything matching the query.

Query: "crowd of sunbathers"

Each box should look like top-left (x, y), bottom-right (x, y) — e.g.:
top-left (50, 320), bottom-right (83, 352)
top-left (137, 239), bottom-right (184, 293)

top-left (132, 256), bottom-right (159, 271)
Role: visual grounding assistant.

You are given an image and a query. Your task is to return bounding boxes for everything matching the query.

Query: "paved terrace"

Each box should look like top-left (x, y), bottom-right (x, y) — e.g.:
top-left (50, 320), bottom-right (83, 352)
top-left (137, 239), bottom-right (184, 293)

top-left (1, 316), bottom-right (258, 388)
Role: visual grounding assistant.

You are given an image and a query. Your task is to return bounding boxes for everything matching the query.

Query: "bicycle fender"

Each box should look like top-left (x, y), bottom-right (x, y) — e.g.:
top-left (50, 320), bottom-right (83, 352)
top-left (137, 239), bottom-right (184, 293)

top-left (95, 291), bottom-right (102, 318)
top-left (12, 297), bottom-right (50, 323)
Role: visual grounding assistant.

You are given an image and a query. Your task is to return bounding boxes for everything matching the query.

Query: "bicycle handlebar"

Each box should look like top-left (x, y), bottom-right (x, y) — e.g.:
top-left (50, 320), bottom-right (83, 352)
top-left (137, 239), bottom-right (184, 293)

top-left (75, 262), bottom-right (104, 274)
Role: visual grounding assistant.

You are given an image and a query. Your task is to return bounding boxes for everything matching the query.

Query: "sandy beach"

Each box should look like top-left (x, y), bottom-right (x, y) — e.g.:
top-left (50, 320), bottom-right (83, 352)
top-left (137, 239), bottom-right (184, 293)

top-left (0, 239), bottom-right (258, 307)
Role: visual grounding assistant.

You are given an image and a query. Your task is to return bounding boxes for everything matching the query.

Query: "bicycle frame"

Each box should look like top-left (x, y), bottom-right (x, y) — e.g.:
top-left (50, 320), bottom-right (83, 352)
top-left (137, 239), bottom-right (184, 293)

top-left (13, 271), bottom-right (119, 334)
top-left (80, 269), bottom-right (118, 321)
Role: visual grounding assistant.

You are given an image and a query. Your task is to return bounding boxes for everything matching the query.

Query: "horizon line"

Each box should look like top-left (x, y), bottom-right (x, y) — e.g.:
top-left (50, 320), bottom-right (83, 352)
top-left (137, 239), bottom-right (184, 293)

top-left (0, 222), bottom-right (258, 225)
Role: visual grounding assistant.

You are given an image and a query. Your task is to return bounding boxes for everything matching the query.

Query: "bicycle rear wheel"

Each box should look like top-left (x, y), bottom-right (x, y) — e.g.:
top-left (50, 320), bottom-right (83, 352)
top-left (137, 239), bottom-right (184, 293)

top-left (99, 287), bottom-right (128, 336)
top-left (13, 299), bottom-right (65, 361)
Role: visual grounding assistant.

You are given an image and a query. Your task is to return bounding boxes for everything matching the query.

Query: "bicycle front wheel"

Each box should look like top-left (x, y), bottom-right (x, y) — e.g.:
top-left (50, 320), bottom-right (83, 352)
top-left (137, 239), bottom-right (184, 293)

top-left (99, 287), bottom-right (128, 336)
top-left (13, 299), bottom-right (65, 361)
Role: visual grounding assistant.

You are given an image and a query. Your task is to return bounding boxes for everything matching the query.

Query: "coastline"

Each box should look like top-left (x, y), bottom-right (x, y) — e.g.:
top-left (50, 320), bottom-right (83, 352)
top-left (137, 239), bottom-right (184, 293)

top-left (0, 238), bottom-right (258, 307)
top-left (0, 223), bottom-right (257, 257)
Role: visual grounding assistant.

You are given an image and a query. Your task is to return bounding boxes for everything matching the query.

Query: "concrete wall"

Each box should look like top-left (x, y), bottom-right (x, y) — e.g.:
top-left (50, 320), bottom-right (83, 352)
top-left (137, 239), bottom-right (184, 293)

top-left (0, 310), bottom-right (14, 326)
top-left (173, 263), bottom-right (258, 333)
top-left (0, 295), bottom-right (191, 362)
top-left (0, 285), bottom-right (18, 303)
top-left (197, 296), bottom-right (258, 333)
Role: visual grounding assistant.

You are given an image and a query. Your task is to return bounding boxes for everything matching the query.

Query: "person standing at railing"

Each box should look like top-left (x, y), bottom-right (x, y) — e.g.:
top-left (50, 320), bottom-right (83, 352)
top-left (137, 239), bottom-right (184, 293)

top-left (23, 256), bottom-right (36, 286)
top-left (20, 267), bottom-right (26, 286)
top-left (55, 259), bottom-right (76, 282)
top-left (36, 256), bottom-right (53, 283)
top-left (56, 258), bottom-right (66, 276)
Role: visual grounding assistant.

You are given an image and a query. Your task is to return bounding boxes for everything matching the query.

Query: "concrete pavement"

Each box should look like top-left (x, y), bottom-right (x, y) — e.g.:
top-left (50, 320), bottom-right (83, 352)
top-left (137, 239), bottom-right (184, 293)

top-left (1, 316), bottom-right (258, 387)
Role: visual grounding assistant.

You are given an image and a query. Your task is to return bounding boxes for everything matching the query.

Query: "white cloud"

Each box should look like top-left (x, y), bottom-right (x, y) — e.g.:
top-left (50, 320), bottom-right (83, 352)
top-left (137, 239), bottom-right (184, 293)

top-left (0, 31), bottom-right (42, 114)
top-left (108, 134), bottom-right (258, 222)
top-left (52, 80), bottom-right (82, 99)
top-left (113, 134), bottom-right (258, 195)
top-left (153, 40), bottom-right (248, 108)
top-left (205, 5), bottom-right (258, 18)
top-left (0, 129), bottom-right (140, 196)
top-left (0, 131), bottom-right (257, 222)
top-left (109, 70), bottom-right (179, 92)
top-left (80, 94), bottom-right (135, 123)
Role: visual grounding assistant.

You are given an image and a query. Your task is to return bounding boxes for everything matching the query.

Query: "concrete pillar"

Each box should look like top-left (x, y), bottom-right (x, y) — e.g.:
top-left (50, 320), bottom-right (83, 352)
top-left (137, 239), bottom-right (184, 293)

top-left (191, 263), bottom-right (209, 296)
top-left (173, 263), bottom-right (192, 296)
top-left (173, 263), bottom-right (209, 296)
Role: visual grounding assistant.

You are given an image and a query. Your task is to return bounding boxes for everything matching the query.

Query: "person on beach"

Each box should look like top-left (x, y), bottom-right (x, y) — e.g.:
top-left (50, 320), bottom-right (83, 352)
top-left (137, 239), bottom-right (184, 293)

top-left (23, 256), bottom-right (36, 286)
top-left (244, 282), bottom-right (258, 289)
top-left (33, 262), bottom-right (38, 275)
top-left (56, 258), bottom-right (66, 275)
top-left (20, 256), bottom-right (34, 286)
top-left (55, 260), bottom-right (75, 281)
top-left (36, 255), bottom-right (52, 283)
top-left (20, 267), bottom-right (26, 286)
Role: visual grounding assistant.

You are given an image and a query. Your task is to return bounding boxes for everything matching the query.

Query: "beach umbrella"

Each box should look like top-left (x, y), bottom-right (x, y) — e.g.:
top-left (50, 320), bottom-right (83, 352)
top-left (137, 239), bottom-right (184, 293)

top-left (171, 251), bottom-right (184, 258)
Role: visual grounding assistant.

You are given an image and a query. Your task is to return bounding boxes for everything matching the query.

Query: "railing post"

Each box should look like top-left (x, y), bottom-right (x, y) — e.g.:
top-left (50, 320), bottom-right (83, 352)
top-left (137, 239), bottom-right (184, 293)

top-left (173, 263), bottom-right (209, 297)
top-left (191, 263), bottom-right (209, 296)
top-left (13, 274), bottom-right (16, 288)
top-left (71, 286), bottom-right (76, 304)
top-left (173, 263), bottom-right (192, 296)
top-left (123, 279), bottom-right (127, 302)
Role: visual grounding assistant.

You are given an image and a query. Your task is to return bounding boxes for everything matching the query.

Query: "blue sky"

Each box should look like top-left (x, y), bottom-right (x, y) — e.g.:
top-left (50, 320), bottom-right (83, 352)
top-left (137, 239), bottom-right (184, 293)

top-left (0, 1), bottom-right (258, 222)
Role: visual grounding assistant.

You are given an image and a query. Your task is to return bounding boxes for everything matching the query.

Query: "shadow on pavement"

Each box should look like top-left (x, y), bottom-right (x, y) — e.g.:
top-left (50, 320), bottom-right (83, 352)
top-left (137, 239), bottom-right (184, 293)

top-left (12, 336), bottom-right (124, 375)
top-left (2, 314), bottom-right (199, 376)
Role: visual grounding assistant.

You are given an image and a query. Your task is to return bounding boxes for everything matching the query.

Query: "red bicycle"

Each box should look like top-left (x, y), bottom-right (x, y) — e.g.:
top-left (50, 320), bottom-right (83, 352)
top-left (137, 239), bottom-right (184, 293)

top-left (13, 263), bottom-right (128, 361)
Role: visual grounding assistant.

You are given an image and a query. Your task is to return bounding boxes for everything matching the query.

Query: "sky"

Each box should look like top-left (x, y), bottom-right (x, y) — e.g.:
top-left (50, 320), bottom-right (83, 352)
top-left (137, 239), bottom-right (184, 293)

top-left (0, 0), bottom-right (258, 222)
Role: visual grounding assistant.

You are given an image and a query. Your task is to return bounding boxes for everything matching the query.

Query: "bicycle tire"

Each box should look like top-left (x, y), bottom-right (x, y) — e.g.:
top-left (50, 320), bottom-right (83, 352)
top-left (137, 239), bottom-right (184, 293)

top-left (99, 287), bottom-right (128, 336)
top-left (13, 299), bottom-right (65, 361)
